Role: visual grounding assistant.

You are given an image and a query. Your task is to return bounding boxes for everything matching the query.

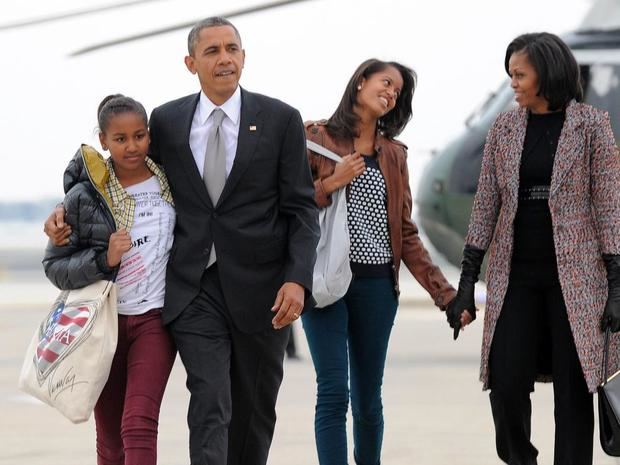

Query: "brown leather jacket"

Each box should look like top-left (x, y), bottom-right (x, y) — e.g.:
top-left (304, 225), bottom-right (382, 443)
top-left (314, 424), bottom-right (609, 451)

top-left (305, 120), bottom-right (456, 309)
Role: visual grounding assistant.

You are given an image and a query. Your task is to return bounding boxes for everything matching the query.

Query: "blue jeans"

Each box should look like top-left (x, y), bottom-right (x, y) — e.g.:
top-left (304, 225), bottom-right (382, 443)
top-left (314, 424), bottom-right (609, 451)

top-left (302, 276), bottom-right (398, 465)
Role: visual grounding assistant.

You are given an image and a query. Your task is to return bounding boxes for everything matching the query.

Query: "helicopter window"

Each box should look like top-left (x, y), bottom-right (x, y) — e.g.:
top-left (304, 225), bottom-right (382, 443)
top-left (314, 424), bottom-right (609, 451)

top-left (582, 63), bottom-right (620, 142)
top-left (449, 141), bottom-right (485, 194)
top-left (465, 83), bottom-right (516, 130)
top-left (589, 65), bottom-right (617, 95)
top-left (448, 83), bottom-right (514, 194)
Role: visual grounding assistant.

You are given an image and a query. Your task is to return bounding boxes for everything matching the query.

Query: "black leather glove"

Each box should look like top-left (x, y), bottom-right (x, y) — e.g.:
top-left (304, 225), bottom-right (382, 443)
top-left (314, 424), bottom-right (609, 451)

top-left (602, 254), bottom-right (620, 333)
top-left (447, 245), bottom-right (485, 340)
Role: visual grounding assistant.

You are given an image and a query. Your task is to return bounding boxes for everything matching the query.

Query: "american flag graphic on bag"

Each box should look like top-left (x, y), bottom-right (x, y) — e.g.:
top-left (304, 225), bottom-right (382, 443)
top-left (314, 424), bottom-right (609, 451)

top-left (35, 294), bottom-right (94, 383)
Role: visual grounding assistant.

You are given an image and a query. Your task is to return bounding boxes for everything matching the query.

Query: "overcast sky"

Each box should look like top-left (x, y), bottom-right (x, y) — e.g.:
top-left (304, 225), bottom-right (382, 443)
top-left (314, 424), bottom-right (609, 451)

top-left (0, 0), bottom-right (592, 202)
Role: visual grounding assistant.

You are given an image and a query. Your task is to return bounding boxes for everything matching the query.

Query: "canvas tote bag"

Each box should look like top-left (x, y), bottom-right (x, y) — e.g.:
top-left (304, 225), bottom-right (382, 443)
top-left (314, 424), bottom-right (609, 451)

top-left (18, 280), bottom-right (118, 423)
top-left (307, 140), bottom-right (352, 308)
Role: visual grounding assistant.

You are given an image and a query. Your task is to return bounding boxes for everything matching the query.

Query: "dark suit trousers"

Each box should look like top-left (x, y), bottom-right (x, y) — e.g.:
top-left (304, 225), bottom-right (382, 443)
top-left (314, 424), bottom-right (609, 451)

top-left (169, 265), bottom-right (290, 465)
top-left (488, 265), bottom-right (593, 465)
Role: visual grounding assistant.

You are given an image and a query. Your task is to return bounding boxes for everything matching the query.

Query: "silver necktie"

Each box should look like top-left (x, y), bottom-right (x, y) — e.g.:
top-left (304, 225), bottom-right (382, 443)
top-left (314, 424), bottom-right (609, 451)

top-left (203, 108), bottom-right (227, 204)
top-left (203, 108), bottom-right (226, 267)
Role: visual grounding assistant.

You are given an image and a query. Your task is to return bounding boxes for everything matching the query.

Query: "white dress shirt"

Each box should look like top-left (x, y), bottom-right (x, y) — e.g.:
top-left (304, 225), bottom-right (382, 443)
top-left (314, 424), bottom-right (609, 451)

top-left (189, 86), bottom-right (241, 178)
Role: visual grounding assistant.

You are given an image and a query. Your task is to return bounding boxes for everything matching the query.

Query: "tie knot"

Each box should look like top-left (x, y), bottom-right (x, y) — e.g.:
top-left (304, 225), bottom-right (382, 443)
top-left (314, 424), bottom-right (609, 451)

top-left (210, 108), bottom-right (225, 127)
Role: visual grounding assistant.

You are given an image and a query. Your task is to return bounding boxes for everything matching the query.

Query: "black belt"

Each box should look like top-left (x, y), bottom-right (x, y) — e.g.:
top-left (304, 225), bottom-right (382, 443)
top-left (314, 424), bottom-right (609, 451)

top-left (519, 185), bottom-right (550, 201)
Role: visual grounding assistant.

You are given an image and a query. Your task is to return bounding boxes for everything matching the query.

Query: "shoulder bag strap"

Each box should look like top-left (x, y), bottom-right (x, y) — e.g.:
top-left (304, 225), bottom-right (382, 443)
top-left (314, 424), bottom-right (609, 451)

top-left (307, 140), bottom-right (343, 164)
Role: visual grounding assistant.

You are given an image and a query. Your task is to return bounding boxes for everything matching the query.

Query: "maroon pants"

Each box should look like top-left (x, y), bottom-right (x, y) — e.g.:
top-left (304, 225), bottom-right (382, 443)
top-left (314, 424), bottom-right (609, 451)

top-left (94, 309), bottom-right (176, 465)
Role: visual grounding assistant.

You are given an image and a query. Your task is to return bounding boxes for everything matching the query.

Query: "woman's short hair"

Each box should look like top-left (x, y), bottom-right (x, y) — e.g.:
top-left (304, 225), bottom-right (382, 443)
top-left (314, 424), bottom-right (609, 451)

top-left (327, 58), bottom-right (417, 140)
top-left (504, 32), bottom-right (583, 111)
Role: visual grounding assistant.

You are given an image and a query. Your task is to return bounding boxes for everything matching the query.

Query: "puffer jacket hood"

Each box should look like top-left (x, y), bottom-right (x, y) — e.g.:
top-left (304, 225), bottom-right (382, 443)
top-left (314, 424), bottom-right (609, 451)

top-left (64, 144), bottom-right (113, 209)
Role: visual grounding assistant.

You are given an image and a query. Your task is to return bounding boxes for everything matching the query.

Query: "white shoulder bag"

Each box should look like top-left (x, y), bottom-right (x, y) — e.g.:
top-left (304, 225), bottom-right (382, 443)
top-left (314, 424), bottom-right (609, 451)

top-left (308, 140), bottom-right (353, 308)
top-left (18, 280), bottom-right (118, 423)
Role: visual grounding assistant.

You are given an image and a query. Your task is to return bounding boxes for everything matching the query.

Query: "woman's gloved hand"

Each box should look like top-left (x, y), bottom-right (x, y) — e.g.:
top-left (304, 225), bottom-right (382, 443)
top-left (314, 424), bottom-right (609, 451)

top-left (602, 254), bottom-right (620, 333)
top-left (446, 245), bottom-right (486, 339)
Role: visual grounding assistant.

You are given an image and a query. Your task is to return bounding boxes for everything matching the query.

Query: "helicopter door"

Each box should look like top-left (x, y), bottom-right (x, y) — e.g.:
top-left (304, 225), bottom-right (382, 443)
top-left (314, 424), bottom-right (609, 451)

top-left (581, 63), bottom-right (620, 144)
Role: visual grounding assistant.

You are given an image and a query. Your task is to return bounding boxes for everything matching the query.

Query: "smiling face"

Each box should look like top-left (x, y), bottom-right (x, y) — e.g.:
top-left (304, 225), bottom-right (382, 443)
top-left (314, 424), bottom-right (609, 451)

top-left (184, 25), bottom-right (245, 105)
top-left (98, 112), bottom-right (150, 174)
top-left (508, 50), bottom-right (549, 113)
top-left (355, 65), bottom-right (404, 120)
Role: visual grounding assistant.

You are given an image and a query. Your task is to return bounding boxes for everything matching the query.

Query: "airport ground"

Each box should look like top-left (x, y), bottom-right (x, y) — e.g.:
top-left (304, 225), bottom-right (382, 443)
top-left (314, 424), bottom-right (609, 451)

top-left (1, 248), bottom-right (619, 464)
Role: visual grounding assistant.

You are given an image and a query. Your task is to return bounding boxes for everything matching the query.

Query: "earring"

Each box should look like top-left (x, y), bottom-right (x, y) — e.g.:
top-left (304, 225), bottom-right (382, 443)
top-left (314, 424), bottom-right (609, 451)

top-left (357, 85), bottom-right (362, 90)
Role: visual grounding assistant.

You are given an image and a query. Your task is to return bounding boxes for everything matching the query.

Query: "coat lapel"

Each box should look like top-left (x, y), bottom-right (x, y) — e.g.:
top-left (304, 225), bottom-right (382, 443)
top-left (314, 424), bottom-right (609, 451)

top-left (218, 88), bottom-right (262, 205)
top-left (500, 107), bottom-right (528, 203)
top-left (176, 93), bottom-right (213, 209)
top-left (550, 100), bottom-right (585, 196)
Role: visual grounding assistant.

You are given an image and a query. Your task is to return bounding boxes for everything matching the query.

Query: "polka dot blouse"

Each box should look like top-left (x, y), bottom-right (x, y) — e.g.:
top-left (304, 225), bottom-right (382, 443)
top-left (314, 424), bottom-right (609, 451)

top-left (347, 154), bottom-right (393, 276)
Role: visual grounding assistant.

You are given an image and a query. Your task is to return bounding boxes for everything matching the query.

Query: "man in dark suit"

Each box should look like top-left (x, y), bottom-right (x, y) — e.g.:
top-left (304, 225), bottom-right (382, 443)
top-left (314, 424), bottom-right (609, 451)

top-left (44, 16), bottom-right (318, 465)
top-left (147, 16), bottom-right (319, 465)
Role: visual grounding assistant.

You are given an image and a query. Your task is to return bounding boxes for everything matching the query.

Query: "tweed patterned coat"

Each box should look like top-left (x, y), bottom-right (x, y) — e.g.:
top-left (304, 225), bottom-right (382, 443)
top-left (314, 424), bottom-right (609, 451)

top-left (466, 101), bottom-right (620, 393)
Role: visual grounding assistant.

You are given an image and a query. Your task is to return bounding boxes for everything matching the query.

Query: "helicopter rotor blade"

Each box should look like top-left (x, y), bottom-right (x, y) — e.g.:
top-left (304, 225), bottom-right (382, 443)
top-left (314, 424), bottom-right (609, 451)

top-left (70, 0), bottom-right (314, 57)
top-left (0, 0), bottom-right (165, 31)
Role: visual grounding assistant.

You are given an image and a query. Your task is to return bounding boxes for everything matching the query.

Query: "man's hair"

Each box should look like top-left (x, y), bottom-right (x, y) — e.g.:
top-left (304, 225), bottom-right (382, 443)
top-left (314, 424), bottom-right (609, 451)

top-left (187, 17), bottom-right (242, 56)
top-left (504, 32), bottom-right (583, 111)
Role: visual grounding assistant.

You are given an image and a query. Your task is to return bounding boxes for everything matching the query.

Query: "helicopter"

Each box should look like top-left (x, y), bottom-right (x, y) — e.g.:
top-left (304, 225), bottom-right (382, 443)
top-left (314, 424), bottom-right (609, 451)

top-left (415, 0), bottom-right (620, 273)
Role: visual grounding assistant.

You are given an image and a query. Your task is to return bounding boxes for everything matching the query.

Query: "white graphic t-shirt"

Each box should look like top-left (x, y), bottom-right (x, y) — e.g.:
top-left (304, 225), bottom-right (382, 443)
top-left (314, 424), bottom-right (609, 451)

top-left (115, 176), bottom-right (176, 315)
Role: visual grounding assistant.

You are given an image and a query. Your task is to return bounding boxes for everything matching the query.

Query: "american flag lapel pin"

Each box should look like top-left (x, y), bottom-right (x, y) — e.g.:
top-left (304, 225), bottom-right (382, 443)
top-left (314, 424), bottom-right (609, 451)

top-left (249, 125), bottom-right (257, 131)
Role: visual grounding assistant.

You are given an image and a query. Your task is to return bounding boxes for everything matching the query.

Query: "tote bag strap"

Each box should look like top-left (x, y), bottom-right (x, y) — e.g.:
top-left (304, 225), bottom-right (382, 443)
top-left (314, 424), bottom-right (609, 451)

top-left (307, 140), bottom-right (343, 164)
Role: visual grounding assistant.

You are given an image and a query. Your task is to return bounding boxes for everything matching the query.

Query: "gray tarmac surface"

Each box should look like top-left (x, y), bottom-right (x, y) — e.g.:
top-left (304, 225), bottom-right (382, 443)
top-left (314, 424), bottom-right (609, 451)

top-left (2, 287), bottom-right (619, 465)
top-left (1, 238), bottom-right (618, 464)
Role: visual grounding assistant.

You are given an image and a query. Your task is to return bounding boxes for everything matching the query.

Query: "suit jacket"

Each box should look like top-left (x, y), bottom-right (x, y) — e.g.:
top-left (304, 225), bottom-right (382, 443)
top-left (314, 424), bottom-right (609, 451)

top-left (466, 101), bottom-right (620, 393)
top-left (149, 88), bottom-right (319, 333)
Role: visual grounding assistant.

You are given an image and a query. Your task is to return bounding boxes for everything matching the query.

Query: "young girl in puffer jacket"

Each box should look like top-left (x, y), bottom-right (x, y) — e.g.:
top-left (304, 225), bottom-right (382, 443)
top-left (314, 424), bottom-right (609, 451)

top-left (43, 95), bottom-right (176, 465)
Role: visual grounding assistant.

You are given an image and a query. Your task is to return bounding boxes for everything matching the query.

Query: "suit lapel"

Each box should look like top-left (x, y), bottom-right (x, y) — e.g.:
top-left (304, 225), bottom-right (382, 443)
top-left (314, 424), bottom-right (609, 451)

top-left (550, 100), bottom-right (585, 196)
top-left (176, 93), bottom-right (213, 209)
top-left (218, 88), bottom-right (262, 205)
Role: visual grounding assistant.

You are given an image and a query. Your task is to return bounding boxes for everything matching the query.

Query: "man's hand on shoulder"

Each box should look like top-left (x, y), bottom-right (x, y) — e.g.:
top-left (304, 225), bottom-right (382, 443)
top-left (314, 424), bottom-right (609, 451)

top-left (43, 205), bottom-right (71, 246)
top-left (271, 282), bottom-right (304, 330)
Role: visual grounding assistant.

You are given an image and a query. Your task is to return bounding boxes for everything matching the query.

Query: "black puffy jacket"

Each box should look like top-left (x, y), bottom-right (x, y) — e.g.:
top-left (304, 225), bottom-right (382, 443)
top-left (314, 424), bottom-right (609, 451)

top-left (43, 145), bottom-right (117, 289)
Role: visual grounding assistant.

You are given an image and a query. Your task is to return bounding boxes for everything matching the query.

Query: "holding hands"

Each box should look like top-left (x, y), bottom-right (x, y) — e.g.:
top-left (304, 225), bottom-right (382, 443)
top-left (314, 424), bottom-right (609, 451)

top-left (446, 245), bottom-right (486, 339)
top-left (446, 283), bottom-right (476, 340)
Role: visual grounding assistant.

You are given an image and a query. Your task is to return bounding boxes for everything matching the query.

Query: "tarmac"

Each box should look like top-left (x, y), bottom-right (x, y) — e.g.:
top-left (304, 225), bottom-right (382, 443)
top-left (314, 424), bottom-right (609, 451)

top-left (1, 247), bottom-right (619, 464)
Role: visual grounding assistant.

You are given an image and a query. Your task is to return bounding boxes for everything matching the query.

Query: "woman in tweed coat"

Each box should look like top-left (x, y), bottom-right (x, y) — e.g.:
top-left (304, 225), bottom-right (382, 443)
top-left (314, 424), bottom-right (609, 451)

top-left (447, 33), bottom-right (620, 465)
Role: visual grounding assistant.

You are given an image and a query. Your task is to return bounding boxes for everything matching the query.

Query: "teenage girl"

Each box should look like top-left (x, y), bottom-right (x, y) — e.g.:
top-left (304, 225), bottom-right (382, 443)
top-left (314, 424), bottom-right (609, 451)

top-left (43, 94), bottom-right (176, 465)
